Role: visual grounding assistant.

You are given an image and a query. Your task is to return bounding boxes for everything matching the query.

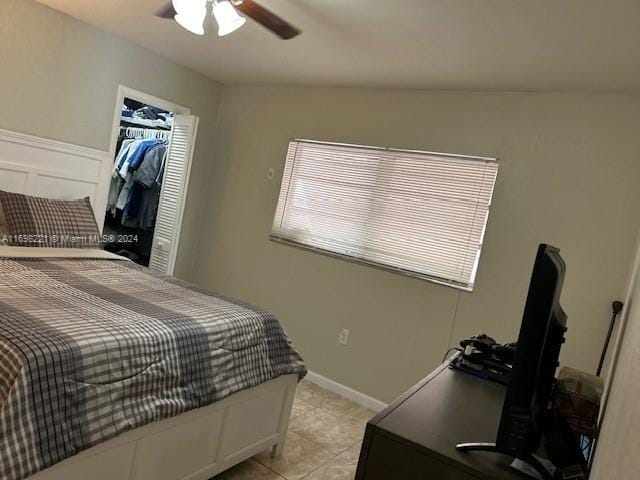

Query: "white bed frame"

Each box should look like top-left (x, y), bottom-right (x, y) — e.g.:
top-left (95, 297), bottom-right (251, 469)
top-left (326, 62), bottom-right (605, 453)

top-left (0, 128), bottom-right (113, 229)
top-left (30, 375), bottom-right (298, 480)
top-left (0, 128), bottom-right (298, 479)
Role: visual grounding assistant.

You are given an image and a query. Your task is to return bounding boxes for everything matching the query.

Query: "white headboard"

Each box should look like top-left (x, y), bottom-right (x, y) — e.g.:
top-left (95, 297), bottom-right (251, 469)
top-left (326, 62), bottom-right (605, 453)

top-left (0, 128), bottom-right (112, 229)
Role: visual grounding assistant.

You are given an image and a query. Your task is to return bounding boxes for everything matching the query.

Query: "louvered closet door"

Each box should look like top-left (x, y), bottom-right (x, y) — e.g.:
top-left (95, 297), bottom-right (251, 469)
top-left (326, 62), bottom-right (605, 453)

top-left (149, 114), bottom-right (199, 275)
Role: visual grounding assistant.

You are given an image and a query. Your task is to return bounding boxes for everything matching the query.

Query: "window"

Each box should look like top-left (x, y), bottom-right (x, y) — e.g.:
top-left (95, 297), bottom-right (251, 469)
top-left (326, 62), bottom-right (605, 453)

top-left (271, 139), bottom-right (498, 290)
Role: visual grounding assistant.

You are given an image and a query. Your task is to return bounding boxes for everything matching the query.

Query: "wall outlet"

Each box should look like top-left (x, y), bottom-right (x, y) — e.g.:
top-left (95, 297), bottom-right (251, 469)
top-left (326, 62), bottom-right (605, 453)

top-left (338, 328), bottom-right (350, 345)
top-left (267, 168), bottom-right (275, 180)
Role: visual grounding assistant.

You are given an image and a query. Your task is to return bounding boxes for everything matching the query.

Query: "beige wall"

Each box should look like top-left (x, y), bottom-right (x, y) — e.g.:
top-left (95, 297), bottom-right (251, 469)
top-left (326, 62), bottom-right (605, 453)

top-left (0, 0), bottom-right (221, 278)
top-left (194, 86), bottom-right (640, 403)
top-left (591, 238), bottom-right (640, 478)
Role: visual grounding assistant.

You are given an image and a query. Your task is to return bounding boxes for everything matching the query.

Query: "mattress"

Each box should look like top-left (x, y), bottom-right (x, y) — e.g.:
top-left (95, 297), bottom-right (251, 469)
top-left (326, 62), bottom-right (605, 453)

top-left (0, 248), bottom-right (306, 480)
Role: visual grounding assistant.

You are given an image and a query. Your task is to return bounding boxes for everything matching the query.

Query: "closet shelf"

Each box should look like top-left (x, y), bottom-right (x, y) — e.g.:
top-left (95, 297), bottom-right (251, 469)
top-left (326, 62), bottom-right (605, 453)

top-left (120, 116), bottom-right (172, 130)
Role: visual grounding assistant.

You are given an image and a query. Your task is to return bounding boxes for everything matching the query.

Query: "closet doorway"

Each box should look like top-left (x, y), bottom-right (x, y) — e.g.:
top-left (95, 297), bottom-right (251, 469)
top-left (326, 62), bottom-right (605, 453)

top-left (103, 86), bottom-right (199, 275)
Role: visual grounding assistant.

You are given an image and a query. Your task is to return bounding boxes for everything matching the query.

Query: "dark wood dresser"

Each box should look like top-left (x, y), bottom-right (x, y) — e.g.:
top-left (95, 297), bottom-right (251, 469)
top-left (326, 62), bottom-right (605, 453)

top-left (355, 361), bottom-right (532, 479)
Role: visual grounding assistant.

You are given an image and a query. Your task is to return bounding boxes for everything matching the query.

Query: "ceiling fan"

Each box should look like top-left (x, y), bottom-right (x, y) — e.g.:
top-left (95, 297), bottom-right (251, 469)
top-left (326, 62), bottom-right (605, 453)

top-left (156, 0), bottom-right (301, 39)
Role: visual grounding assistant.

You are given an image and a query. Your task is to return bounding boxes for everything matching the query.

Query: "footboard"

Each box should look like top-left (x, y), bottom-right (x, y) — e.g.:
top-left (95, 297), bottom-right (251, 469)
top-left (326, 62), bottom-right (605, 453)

top-left (29, 374), bottom-right (298, 480)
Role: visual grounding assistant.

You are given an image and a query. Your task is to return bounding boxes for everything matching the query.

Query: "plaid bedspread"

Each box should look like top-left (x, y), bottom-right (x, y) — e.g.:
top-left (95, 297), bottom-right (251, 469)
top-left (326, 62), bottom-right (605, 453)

top-left (0, 256), bottom-right (306, 480)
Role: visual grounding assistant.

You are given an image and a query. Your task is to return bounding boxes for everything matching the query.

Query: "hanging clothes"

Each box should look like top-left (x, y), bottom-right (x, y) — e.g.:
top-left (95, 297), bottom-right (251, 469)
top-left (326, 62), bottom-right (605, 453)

top-left (122, 143), bottom-right (168, 229)
top-left (136, 145), bottom-right (168, 231)
top-left (107, 138), bottom-right (136, 215)
top-left (118, 139), bottom-right (159, 177)
top-left (137, 184), bottom-right (163, 231)
top-left (134, 144), bottom-right (167, 188)
top-left (108, 138), bottom-right (166, 215)
top-left (104, 106), bottom-right (175, 269)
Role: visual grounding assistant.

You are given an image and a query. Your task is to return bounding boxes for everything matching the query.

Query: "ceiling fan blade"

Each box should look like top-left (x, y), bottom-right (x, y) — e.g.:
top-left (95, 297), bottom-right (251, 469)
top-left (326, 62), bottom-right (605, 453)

top-left (235, 0), bottom-right (301, 40)
top-left (155, 2), bottom-right (177, 19)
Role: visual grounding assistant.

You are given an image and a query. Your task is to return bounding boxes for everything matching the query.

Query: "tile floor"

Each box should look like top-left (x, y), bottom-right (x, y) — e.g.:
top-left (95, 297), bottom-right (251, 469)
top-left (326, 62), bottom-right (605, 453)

top-left (212, 380), bottom-right (376, 480)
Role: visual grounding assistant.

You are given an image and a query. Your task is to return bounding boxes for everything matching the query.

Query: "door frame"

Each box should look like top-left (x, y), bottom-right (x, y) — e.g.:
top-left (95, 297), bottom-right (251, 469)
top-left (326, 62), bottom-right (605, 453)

top-left (104, 85), bottom-right (192, 275)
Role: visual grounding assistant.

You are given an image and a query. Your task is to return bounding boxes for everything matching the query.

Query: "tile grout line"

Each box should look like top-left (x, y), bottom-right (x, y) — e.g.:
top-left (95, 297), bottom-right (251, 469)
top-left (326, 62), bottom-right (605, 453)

top-left (254, 433), bottom-right (343, 480)
top-left (290, 384), bottom-right (368, 478)
top-left (252, 407), bottom-right (331, 477)
top-left (250, 382), bottom-right (366, 480)
top-left (256, 460), bottom-right (286, 480)
top-left (298, 439), bottom-right (362, 480)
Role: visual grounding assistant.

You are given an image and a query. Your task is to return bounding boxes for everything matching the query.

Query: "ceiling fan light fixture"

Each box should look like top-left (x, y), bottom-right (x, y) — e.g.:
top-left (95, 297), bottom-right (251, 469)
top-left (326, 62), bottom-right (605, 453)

top-left (172, 0), bottom-right (207, 35)
top-left (212, 0), bottom-right (246, 37)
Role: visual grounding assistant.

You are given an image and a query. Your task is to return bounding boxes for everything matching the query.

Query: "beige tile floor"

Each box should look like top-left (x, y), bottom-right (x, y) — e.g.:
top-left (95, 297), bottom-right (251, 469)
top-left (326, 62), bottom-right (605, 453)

top-left (212, 380), bottom-right (375, 480)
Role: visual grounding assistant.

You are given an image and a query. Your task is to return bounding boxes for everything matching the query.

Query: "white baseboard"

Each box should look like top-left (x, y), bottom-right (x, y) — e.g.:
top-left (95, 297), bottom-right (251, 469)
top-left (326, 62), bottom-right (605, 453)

top-left (304, 370), bottom-right (388, 413)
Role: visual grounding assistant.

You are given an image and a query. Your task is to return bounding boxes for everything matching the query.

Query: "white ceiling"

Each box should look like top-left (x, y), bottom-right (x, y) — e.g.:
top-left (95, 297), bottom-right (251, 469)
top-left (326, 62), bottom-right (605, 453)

top-left (38, 0), bottom-right (640, 91)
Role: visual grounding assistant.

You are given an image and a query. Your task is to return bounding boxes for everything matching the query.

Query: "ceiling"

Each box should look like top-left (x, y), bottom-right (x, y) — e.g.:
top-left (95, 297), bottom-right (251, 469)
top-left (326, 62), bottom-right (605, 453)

top-left (38, 0), bottom-right (640, 91)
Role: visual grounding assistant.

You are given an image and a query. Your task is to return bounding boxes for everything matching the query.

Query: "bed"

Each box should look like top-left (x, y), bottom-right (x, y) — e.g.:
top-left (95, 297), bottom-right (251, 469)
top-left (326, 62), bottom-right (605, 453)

top-left (0, 127), bottom-right (306, 480)
top-left (0, 247), bottom-right (306, 480)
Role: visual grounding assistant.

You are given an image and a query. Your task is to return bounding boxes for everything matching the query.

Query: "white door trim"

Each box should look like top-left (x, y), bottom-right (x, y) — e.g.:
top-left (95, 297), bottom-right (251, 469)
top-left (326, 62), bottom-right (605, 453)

top-left (108, 85), bottom-right (190, 159)
top-left (106, 86), bottom-right (193, 274)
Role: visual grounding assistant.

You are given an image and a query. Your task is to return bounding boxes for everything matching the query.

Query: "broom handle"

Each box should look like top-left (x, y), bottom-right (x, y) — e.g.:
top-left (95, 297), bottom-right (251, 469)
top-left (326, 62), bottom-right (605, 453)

top-left (596, 300), bottom-right (624, 377)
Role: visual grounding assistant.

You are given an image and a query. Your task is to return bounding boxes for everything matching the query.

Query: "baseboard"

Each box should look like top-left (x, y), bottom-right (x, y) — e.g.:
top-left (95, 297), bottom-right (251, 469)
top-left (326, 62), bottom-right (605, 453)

top-left (305, 370), bottom-right (388, 412)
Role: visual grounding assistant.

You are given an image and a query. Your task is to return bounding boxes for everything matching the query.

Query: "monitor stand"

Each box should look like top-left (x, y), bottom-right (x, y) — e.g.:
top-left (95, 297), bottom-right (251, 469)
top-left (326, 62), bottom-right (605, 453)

top-left (456, 442), bottom-right (553, 480)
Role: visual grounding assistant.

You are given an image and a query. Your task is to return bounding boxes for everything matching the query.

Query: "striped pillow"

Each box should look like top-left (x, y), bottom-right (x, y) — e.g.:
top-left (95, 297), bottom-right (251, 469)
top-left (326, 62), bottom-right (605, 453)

top-left (0, 191), bottom-right (101, 248)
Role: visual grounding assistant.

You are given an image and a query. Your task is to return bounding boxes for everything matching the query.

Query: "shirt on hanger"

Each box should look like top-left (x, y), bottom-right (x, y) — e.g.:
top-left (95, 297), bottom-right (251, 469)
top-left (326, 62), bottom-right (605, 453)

top-left (116, 139), bottom-right (163, 211)
top-left (122, 143), bottom-right (168, 229)
top-left (107, 139), bottom-right (136, 215)
top-left (138, 183), bottom-right (162, 231)
top-left (136, 145), bottom-right (168, 230)
top-left (134, 144), bottom-right (167, 188)
top-left (119, 140), bottom-right (160, 177)
top-left (113, 139), bottom-right (137, 174)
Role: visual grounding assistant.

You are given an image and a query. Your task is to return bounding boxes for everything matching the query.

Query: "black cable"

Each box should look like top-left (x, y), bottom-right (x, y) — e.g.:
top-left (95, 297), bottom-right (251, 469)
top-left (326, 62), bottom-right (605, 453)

top-left (443, 347), bottom-right (462, 363)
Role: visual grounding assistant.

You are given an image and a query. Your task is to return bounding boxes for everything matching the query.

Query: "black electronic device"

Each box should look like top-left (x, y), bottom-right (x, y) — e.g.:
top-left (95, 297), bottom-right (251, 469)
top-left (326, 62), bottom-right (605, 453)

top-left (456, 244), bottom-right (570, 480)
top-left (460, 334), bottom-right (496, 352)
top-left (450, 352), bottom-right (511, 385)
top-left (492, 342), bottom-right (518, 364)
top-left (451, 334), bottom-right (513, 385)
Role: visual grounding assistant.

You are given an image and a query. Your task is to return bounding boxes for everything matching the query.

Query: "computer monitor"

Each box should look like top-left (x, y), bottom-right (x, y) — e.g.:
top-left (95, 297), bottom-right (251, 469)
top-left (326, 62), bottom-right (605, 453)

top-left (457, 244), bottom-right (567, 480)
top-left (496, 243), bottom-right (567, 456)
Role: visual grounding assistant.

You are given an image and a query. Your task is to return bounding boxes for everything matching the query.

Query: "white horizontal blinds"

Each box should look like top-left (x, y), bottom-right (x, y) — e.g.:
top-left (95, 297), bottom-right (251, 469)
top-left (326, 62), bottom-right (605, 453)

top-left (271, 140), bottom-right (498, 289)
